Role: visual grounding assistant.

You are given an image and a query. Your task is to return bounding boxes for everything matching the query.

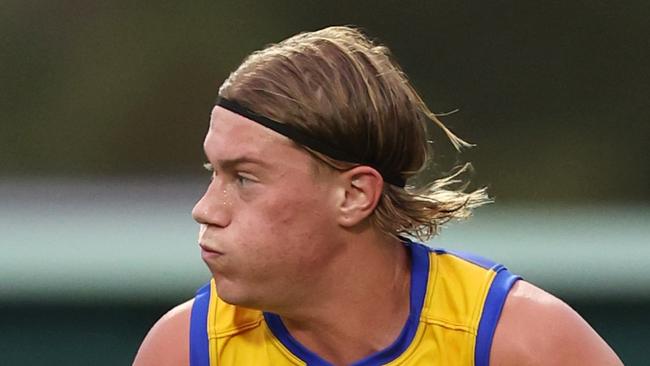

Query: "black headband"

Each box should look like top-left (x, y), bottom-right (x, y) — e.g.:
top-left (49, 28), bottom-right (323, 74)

top-left (215, 96), bottom-right (406, 187)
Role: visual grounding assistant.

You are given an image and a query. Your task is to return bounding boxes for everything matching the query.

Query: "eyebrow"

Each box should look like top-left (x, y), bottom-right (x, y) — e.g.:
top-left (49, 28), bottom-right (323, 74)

top-left (204, 154), bottom-right (272, 171)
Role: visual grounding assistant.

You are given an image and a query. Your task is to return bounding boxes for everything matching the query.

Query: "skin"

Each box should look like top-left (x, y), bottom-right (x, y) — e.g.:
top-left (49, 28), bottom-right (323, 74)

top-left (133, 107), bottom-right (622, 366)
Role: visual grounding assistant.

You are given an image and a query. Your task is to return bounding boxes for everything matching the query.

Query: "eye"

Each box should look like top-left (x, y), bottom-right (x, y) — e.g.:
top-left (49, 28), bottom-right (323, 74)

top-left (236, 174), bottom-right (251, 186)
top-left (235, 173), bottom-right (257, 187)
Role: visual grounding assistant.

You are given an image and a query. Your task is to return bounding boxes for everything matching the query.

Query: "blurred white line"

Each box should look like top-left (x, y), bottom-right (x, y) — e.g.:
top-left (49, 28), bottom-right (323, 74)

top-left (1, 178), bottom-right (648, 302)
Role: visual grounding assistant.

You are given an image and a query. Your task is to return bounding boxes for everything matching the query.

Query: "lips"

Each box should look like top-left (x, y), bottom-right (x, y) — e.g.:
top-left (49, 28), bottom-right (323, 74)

top-left (199, 243), bottom-right (223, 257)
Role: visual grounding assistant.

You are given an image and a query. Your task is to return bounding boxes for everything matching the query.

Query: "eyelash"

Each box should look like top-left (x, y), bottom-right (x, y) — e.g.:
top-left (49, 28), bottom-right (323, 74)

top-left (236, 175), bottom-right (251, 185)
top-left (202, 162), bottom-right (254, 186)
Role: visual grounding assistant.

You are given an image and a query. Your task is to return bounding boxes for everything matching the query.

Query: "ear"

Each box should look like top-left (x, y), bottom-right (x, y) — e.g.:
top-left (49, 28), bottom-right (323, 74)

top-left (336, 165), bottom-right (384, 227)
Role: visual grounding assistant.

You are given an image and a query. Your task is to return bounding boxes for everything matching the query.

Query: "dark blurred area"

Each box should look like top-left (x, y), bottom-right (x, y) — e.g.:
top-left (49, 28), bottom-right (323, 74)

top-left (3, 0), bottom-right (648, 201)
top-left (1, 1), bottom-right (648, 365)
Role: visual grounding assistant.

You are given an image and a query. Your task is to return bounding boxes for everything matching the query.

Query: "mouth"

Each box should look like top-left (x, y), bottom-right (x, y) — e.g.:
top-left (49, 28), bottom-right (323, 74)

top-left (199, 243), bottom-right (223, 258)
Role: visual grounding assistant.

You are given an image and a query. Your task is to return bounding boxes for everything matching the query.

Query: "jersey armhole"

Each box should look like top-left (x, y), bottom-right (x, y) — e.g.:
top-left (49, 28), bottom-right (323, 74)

top-left (190, 282), bottom-right (212, 366)
top-left (474, 269), bottom-right (521, 366)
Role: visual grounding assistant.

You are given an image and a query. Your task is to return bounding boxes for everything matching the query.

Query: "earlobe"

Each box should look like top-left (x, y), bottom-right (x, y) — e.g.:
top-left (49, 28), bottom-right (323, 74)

top-left (336, 166), bottom-right (384, 227)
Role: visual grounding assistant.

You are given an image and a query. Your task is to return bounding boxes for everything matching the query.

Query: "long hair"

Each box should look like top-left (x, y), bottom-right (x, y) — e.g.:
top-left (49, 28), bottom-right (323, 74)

top-left (218, 26), bottom-right (490, 241)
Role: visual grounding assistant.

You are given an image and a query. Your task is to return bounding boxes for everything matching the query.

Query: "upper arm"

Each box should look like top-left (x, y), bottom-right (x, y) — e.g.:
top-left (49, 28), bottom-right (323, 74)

top-left (490, 281), bottom-right (622, 366)
top-left (133, 299), bottom-right (194, 366)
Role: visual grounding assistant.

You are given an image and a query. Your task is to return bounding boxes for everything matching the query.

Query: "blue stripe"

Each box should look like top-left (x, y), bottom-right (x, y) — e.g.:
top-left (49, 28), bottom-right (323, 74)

top-left (433, 248), bottom-right (500, 271)
top-left (474, 268), bottom-right (521, 366)
top-left (263, 312), bottom-right (332, 366)
top-left (190, 282), bottom-right (212, 366)
top-left (263, 241), bottom-right (431, 366)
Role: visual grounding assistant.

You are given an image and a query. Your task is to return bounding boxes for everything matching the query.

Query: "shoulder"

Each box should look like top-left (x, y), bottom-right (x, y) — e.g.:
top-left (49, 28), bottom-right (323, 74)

top-left (490, 280), bottom-right (622, 365)
top-left (133, 299), bottom-right (194, 366)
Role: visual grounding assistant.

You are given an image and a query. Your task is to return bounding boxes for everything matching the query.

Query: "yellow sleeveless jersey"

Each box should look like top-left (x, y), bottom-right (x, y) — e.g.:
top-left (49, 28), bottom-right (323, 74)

top-left (190, 240), bottom-right (521, 366)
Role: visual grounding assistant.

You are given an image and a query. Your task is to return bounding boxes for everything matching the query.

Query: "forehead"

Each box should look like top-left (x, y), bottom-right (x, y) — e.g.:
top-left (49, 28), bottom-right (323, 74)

top-left (205, 105), bottom-right (298, 163)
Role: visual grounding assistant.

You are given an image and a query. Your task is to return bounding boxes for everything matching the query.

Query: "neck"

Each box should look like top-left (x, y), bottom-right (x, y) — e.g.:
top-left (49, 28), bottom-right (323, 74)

top-left (278, 231), bottom-right (412, 365)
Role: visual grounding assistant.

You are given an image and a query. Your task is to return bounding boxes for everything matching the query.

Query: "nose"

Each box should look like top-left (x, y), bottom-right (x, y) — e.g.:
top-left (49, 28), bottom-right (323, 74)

top-left (191, 180), bottom-right (232, 228)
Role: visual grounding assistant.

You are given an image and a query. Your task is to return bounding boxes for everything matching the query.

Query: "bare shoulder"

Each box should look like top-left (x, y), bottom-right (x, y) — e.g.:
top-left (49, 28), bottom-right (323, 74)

top-left (490, 280), bottom-right (622, 366)
top-left (133, 298), bottom-right (194, 366)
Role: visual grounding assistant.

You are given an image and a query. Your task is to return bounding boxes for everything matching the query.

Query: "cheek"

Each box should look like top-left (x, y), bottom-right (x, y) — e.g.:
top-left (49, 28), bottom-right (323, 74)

top-left (267, 185), bottom-right (330, 234)
top-left (238, 185), bottom-right (334, 262)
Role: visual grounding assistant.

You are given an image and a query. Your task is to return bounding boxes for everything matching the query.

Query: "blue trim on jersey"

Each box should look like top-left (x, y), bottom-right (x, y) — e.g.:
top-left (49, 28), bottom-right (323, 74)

top-left (263, 241), bottom-right (430, 366)
top-left (190, 282), bottom-right (211, 366)
top-left (263, 313), bottom-right (331, 366)
top-left (474, 267), bottom-right (521, 366)
top-left (434, 248), bottom-right (500, 271)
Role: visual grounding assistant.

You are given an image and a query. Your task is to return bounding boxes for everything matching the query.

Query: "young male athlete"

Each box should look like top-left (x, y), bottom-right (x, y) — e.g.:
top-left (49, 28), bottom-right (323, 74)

top-left (134, 26), bottom-right (622, 365)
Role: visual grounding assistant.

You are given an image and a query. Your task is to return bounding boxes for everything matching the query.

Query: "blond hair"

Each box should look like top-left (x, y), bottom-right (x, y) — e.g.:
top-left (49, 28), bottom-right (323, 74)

top-left (218, 26), bottom-right (490, 241)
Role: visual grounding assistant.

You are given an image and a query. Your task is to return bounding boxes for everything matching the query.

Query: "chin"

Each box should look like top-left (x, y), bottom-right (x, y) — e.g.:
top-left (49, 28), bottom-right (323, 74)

top-left (217, 292), bottom-right (268, 311)
top-left (213, 277), bottom-right (264, 309)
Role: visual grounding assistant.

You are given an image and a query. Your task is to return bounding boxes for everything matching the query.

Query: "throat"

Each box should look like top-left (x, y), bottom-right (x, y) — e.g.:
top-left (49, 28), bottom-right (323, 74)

top-left (282, 303), bottom-right (411, 366)
top-left (277, 245), bottom-right (413, 365)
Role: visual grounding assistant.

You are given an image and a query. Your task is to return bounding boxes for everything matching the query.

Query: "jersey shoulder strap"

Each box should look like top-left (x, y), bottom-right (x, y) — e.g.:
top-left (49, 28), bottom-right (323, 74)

top-left (424, 248), bottom-right (521, 366)
top-left (190, 279), bottom-right (265, 366)
top-left (190, 282), bottom-right (211, 366)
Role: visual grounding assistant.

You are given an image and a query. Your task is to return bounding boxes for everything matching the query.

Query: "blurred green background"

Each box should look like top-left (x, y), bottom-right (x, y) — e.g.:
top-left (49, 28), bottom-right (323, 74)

top-left (1, 1), bottom-right (648, 365)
